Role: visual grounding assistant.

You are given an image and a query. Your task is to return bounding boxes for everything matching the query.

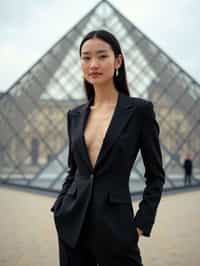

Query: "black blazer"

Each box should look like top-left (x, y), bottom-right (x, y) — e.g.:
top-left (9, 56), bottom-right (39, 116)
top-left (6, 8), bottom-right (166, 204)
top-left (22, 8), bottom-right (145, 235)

top-left (50, 92), bottom-right (165, 250)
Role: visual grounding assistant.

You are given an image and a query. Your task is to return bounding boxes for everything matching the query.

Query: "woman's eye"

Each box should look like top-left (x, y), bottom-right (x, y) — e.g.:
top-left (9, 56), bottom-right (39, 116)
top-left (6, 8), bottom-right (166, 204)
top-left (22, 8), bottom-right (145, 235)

top-left (82, 57), bottom-right (90, 61)
top-left (99, 55), bottom-right (108, 58)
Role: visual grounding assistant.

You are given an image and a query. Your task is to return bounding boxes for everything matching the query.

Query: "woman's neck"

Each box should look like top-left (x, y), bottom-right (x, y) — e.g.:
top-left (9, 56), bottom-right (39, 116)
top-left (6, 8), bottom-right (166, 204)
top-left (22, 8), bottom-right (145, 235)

top-left (92, 84), bottom-right (119, 107)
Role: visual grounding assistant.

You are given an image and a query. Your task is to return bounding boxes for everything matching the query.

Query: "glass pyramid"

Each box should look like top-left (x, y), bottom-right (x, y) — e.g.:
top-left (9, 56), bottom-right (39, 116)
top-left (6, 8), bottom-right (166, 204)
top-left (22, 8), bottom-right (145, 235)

top-left (0, 0), bottom-right (199, 193)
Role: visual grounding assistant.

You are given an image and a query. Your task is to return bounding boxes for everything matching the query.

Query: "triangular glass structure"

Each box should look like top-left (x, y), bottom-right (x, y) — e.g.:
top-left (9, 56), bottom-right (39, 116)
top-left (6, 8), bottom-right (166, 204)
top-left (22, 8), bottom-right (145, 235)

top-left (0, 0), bottom-right (199, 193)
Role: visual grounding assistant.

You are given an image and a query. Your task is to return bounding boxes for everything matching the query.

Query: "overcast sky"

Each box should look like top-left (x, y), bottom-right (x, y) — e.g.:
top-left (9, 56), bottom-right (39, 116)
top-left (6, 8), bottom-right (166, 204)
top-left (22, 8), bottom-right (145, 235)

top-left (1, 0), bottom-right (200, 92)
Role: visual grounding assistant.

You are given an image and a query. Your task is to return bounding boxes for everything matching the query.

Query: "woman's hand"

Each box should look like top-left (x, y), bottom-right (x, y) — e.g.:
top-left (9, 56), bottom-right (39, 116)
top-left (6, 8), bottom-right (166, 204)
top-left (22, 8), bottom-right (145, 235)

top-left (136, 227), bottom-right (143, 237)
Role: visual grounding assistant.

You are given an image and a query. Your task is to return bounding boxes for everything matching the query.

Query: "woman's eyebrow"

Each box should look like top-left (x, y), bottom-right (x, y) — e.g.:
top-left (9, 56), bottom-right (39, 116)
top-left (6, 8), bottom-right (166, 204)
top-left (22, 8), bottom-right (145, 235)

top-left (96, 49), bottom-right (109, 54)
top-left (81, 49), bottom-right (109, 55)
top-left (81, 51), bottom-right (90, 55)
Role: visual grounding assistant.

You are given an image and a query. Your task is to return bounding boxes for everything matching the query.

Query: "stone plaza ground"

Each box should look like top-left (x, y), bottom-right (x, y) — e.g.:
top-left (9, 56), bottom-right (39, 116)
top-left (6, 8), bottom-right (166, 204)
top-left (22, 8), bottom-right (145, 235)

top-left (0, 185), bottom-right (199, 266)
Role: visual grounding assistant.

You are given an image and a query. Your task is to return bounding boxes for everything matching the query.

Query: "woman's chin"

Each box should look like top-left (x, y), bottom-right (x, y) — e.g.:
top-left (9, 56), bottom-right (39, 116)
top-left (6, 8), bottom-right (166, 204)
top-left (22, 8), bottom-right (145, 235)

top-left (89, 78), bottom-right (110, 86)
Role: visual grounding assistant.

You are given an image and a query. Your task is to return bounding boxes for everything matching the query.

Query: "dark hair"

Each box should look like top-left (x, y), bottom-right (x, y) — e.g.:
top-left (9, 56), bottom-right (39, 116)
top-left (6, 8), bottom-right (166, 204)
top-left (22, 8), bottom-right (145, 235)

top-left (79, 29), bottom-right (130, 102)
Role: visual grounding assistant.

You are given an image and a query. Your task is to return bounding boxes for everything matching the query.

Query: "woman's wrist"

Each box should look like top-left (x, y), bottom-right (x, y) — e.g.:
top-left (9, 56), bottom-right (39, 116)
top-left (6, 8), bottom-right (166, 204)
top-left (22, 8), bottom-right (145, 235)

top-left (136, 227), bottom-right (143, 236)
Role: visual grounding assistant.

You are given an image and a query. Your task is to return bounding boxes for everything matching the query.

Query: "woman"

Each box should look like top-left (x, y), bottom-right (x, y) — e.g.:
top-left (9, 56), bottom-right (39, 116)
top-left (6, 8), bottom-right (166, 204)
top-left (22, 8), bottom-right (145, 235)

top-left (51, 29), bottom-right (165, 266)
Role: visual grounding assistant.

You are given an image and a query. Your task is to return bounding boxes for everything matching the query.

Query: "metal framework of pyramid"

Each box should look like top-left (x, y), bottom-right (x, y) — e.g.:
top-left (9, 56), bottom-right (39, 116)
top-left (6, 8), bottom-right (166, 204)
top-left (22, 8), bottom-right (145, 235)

top-left (0, 0), bottom-right (199, 193)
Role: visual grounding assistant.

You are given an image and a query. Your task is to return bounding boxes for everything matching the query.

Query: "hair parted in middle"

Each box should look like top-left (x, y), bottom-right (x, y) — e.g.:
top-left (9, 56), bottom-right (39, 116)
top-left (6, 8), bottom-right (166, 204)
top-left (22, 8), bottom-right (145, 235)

top-left (79, 29), bottom-right (130, 102)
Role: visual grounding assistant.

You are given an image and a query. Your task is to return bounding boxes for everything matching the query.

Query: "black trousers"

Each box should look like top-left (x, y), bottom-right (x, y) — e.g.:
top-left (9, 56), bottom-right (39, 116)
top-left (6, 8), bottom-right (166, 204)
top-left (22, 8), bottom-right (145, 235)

top-left (57, 205), bottom-right (143, 266)
top-left (184, 173), bottom-right (192, 185)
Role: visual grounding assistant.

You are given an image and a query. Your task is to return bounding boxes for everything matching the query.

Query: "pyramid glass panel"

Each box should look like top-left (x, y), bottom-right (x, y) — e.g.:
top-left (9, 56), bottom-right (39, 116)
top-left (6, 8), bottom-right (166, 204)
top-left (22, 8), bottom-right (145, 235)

top-left (0, 0), bottom-right (199, 193)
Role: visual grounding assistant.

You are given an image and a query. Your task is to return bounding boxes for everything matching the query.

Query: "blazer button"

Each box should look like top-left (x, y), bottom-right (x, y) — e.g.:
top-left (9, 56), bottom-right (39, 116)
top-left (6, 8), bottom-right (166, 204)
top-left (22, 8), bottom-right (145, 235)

top-left (90, 173), bottom-right (94, 179)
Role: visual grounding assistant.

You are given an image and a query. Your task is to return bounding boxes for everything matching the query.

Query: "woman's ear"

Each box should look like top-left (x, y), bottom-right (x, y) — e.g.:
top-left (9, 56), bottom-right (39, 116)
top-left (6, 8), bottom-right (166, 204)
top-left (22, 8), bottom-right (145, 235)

top-left (115, 54), bottom-right (123, 69)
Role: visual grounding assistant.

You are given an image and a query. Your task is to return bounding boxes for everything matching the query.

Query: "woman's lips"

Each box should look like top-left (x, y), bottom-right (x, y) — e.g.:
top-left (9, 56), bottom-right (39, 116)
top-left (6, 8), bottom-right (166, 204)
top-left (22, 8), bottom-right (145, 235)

top-left (89, 73), bottom-right (102, 77)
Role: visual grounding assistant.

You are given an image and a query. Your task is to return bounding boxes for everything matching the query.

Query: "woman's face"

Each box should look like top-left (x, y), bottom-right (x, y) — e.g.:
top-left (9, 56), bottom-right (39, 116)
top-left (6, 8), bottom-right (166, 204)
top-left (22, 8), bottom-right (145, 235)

top-left (80, 37), bottom-right (121, 86)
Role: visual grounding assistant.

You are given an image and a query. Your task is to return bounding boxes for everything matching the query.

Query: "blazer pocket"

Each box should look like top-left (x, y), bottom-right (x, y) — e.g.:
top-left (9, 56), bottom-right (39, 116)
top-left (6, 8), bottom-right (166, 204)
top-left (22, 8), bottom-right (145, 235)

top-left (107, 191), bottom-right (131, 204)
top-left (50, 194), bottom-right (65, 212)
top-left (66, 181), bottom-right (77, 197)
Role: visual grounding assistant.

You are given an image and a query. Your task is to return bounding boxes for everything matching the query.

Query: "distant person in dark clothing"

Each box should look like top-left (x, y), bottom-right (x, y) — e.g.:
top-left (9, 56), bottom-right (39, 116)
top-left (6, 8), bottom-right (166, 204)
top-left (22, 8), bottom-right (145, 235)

top-left (183, 154), bottom-right (193, 185)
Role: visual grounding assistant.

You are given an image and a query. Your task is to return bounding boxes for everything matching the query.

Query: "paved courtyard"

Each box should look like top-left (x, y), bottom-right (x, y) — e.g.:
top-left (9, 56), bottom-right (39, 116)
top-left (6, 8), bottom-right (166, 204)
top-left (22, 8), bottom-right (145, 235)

top-left (0, 185), bottom-right (200, 266)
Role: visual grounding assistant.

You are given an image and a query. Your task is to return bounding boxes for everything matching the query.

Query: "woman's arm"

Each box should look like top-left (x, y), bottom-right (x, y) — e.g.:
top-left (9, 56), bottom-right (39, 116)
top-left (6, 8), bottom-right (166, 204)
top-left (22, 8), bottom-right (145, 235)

top-left (60, 110), bottom-right (77, 193)
top-left (134, 101), bottom-right (165, 236)
top-left (50, 109), bottom-right (77, 212)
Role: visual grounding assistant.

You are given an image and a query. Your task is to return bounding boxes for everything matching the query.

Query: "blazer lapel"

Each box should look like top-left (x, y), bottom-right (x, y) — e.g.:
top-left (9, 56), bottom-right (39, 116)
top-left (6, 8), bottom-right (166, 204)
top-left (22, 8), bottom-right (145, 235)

top-left (95, 93), bottom-right (137, 172)
top-left (71, 92), bottom-right (137, 173)
top-left (70, 103), bottom-right (92, 172)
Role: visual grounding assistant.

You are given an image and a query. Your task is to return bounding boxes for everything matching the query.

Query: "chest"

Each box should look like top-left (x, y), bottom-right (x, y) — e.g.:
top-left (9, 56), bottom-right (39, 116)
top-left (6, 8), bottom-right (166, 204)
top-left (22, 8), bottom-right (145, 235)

top-left (82, 107), bottom-right (116, 167)
top-left (84, 110), bottom-right (114, 150)
top-left (70, 105), bottom-right (142, 167)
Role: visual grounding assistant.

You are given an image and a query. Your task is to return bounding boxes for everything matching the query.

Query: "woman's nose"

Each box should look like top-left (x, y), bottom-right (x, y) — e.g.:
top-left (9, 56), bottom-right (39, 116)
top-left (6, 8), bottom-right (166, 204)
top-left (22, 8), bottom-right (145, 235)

top-left (90, 58), bottom-right (99, 68)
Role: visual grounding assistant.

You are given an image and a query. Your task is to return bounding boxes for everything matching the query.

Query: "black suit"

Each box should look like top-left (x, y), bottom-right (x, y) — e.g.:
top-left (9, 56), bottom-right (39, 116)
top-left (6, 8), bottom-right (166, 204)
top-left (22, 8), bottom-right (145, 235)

top-left (50, 92), bottom-right (165, 266)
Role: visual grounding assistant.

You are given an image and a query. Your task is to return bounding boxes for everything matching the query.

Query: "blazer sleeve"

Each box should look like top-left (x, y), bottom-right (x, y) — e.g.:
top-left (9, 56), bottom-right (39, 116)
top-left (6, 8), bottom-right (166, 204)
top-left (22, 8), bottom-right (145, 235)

top-left (50, 109), bottom-right (77, 212)
top-left (134, 101), bottom-right (165, 236)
